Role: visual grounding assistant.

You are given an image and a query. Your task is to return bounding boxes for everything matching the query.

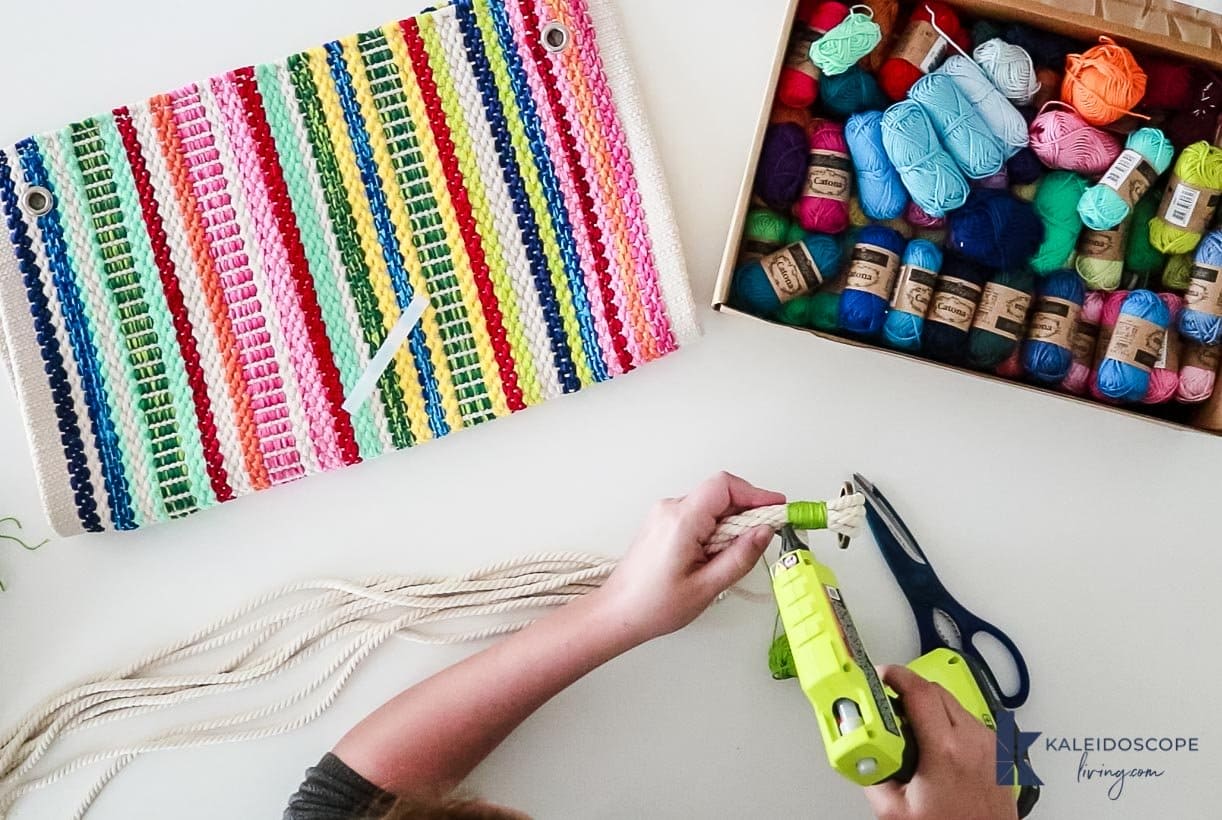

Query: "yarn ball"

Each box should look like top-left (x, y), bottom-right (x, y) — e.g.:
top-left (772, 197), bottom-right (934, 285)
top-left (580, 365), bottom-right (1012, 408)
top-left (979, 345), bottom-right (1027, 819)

top-left (967, 267), bottom-right (1036, 369)
top-left (1139, 56), bottom-right (1196, 111)
top-left (1003, 23), bottom-right (1076, 69)
top-left (846, 111), bottom-right (908, 220)
top-left (1061, 291), bottom-right (1105, 394)
top-left (1125, 193), bottom-right (1167, 277)
top-left (1148, 142), bottom-right (1222, 255)
top-left (1022, 270), bottom-right (1087, 383)
top-left (778, 1), bottom-right (851, 108)
top-left (1178, 341), bottom-right (1220, 404)
top-left (905, 200), bottom-right (945, 229)
top-left (1007, 148), bottom-right (1044, 186)
top-left (996, 349), bottom-right (1025, 379)
top-left (778, 293), bottom-right (823, 328)
top-left (973, 170), bottom-right (1010, 191)
top-left (821, 66), bottom-right (890, 118)
top-left (784, 221), bottom-right (810, 245)
top-left (922, 253), bottom-right (990, 363)
top-left (1062, 37), bottom-right (1148, 127)
top-left (974, 38), bottom-right (1039, 106)
top-left (811, 8), bottom-right (883, 77)
top-left (1163, 253), bottom-right (1193, 291)
top-left (755, 124), bottom-right (810, 210)
top-left (1011, 182), bottom-right (1041, 203)
top-left (730, 233), bottom-right (845, 315)
top-left (1141, 293), bottom-right (1183, 404)
top-left (970, 20), bottom-right (1003, 50)
top-left (1096, 289), bottom-right (1172, 401)
top-left (770, 104), bottom-right (814, 132)
top-left (1032, 68), bottom-right (1062, 111)
top-left (839, 226), bottom-right (907, 337)
top-left (1028, 103), bottom-right (1123, 177)
top-left (1075, 217), bottom-right (1131, 291)
top-left (863, 0), bottom-right (902, 73)
top-left (936, 56), bottom-right (1029, 158)
top-left (883, 239), bottom-right (944, 350)
top-left (881, 100), bottom-right (970, 218)
top-left (1031, 172), bottom-right (1088, 274)
top-left (741, 208), bottom-right (792, 262)
top-left (1165, 70), bottom-right (1222, 151)
top-left (879, 2), bottom-right (961, 101)
top-left (948, 189), bottom-right (1045, 270)
top-left (794, 119), bottom-right (852, 233)
top-left (1179, 230), bottom-right (1222, 346)
top-left (910, 73), bottom-right (1006, 179)
top-left (1087, 291), bottom-right (1129, 401)
top-left (1078, 128), bottom-right (1176, 231)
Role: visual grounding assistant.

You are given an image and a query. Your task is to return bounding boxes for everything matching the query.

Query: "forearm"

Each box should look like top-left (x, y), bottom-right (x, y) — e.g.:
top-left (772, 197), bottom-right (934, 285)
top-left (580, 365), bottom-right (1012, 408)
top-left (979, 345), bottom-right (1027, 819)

top-left (333, 587), bottom-right (640, 796)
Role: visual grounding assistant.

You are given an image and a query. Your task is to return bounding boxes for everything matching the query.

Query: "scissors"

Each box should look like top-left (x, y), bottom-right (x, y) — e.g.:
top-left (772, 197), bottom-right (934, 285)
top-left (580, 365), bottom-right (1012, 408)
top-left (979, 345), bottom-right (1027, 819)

top-left (852, 473), bottom-right (1031, 710)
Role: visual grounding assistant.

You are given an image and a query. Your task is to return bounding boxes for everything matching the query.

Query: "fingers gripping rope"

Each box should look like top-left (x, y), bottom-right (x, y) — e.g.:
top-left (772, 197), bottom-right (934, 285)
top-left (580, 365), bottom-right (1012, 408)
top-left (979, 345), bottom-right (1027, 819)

top-left (0, 496), bottom-right (858, 817)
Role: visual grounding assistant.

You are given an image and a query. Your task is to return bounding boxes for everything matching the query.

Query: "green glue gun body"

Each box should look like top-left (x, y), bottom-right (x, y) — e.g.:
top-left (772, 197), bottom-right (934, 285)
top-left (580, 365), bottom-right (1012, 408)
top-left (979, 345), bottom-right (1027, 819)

top-left (770, 527), bottom-right (1038, 815)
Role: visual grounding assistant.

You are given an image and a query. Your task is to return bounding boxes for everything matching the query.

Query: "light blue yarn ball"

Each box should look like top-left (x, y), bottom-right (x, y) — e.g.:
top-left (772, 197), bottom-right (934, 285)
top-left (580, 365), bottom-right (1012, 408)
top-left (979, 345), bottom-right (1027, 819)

top-left (909, 73), bottom-right (1006, 180)
top-left (882, 239), bottom-right (944, 351)
top-left (1179, 230), bottom-right (1222, 346)
top-left (1097, 289), bottom-right (1173, 402)
top-left (846, 111), bottom-right (908, 221)
top-left (881, 101), bottom-right (970, 218)
top-left (1077, 129), bottom-right (1176, 231)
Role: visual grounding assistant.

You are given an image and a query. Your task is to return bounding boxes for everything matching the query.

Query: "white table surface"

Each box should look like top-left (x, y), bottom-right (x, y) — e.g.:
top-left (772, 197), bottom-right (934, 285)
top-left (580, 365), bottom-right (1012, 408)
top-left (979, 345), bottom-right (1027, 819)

top-left (2, 1), bottom-right (1221, 818)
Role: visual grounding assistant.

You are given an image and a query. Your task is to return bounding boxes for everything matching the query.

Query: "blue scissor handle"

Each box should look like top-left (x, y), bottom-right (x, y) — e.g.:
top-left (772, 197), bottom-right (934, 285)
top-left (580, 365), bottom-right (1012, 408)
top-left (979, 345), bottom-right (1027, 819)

top-left (914, 598), bottom-right (1032, 711)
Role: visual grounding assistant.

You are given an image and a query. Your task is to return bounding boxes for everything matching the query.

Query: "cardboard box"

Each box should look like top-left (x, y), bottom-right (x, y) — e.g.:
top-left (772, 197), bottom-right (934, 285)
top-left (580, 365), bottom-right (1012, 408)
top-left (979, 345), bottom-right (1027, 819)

top-left (713, 0), bottom-right (1222, 434)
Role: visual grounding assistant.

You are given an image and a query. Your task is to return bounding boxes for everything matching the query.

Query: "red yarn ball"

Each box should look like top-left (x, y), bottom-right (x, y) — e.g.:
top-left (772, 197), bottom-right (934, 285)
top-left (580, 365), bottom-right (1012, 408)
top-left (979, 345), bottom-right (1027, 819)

top-left (1139, 56), bottom-right (1195, 111)
top-left (778, 1), bottom-right (851, 108)
top-left (879, 2), bottom-right (962, 101)
top-left (793, 119), bottom-right (851, 234)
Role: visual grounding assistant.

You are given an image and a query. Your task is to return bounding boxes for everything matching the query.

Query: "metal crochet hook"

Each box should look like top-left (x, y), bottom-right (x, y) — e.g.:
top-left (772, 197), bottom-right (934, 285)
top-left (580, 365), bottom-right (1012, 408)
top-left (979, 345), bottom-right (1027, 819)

top-left (853, 474), bottom-right (1031, 710)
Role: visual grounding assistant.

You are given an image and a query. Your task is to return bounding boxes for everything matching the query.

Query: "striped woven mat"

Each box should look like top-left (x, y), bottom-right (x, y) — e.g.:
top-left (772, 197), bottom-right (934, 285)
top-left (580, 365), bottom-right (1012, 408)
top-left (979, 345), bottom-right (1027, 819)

top-left (0, 0), bottom-right (697, 536)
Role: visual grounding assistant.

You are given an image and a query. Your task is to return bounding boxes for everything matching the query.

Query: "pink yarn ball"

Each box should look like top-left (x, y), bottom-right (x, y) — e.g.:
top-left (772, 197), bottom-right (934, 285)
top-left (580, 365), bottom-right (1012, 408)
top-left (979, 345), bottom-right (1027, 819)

top-left (905, 200), bottom-right (946, 228)
top-left (1141, 293), bottom-right (1182, 404)
top-left (1089, 291), bottom-right (1130, 403)
top-left (1178, 342), bottom-right (1219, 404)
top-left (1061, 292), bottom-right (1105, 395)
top-left (1029, 103), bottom-right (1123, 177)
top-left (996, 349), bottom-right (1024, 379)
top-left (793, 119), bottom-right (851, 234)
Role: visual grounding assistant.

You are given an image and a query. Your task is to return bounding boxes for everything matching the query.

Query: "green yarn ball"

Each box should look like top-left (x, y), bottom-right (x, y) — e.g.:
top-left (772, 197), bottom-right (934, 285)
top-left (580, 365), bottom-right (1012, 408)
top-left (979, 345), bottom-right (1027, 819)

top-left (1163, 253), bottom-right (1194, 291)
top-left (1126, 193), bottom-right (1167, 276)
top-left (777, 289), bottom-right (842, 332)
top-left (1031, 172), bottom-right (1088, 275)
top-left (967, 268), bottom-right (1036, 369)
top-left (745, 208), bottom-right (791, 250)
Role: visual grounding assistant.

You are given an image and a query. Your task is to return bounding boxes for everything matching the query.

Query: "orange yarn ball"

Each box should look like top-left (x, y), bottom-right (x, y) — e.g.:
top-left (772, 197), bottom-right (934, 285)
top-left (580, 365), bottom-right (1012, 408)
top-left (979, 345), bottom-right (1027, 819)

top-left (1062, 37), bottom-right (1147, 126)
top-left (770, 105), bottom-right (814, 132)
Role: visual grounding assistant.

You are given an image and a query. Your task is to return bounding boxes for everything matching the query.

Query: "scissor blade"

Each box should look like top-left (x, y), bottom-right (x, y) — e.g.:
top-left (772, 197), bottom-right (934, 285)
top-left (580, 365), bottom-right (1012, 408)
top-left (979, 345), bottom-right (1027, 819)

top-left (853, 474), bottom-right (930, 567)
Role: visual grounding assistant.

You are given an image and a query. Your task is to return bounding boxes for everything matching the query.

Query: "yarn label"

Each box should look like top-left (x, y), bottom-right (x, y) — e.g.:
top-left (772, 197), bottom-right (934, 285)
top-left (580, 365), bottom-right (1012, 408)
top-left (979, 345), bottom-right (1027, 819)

top-left (1186, 262), bottom-right (1222, 317)
top-left (1160, 175), bottom-right (1222, 233)
top-left (761, 243), bottom-right (824, 303)
top-left (804, 150), bottom-right (853, 201)
top-left (893, 20), bottom-right (948, 74)
top-left (1183, 341), bottom-right (1221, 374)
top-left (785, 23), bottom-right (820, 80)
top-left (1107, 315), bottom-right (1165, 373)
top-left (928, 277), bottom-right (983, 331)
top-left (1078, 224), bottom-right (1129, 263)
top-left (1070, 318), bottom-right (1101, 366)
top-left (1028, 297), bottom-right (1081, 351)
top-left (845, 244), bottom-right (901, 299)
top-left (1156, 326), bottom-right (1181, 372)
top-left (1099, 150), bottom-right (1159, 209)
top-left (972, 284), bottom-right (1031, 342)
top-left (891, 264), bottom-right (938, 315)
top-left (741, 239), bottom-right (780, 262)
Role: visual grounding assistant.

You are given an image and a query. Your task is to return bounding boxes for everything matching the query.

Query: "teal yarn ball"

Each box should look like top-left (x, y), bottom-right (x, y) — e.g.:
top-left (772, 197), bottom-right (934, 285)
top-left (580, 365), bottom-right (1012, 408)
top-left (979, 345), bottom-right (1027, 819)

top-left (883, 239), bottom-right (944, 351)
top-left (1022, 270), bottom-right (1086, 383)
top-left (846, 111), bottom-right (908, 220)
top-left (967, 268), bottom-right (1036, 369)
top-left (922, 253), bottom-right (991, 364)
top-left (838, 226), bottom-right (907, 338)
top-left (810, 9), bottom-right (882, 77)
top-left (909, 73), bottom-right (1006, 179)
top-left (881, 101), bottom-right (970, 218)
top-left (1030, 171), bottom-right (1088, 275)
top-left (821, 66), bottom-right (890, 118)
top-left (731, 234), bottom-right (845, 316)
top-left (1097, 290), bottom-right (1173, 401)
top-left (1077, 129), bottom-right (1175, 231)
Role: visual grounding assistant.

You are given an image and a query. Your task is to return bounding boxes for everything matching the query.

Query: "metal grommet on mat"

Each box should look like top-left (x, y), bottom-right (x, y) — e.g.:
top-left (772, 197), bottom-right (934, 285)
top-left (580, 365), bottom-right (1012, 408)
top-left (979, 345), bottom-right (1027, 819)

top-left (542, 21), bottom-right (570, 53)
top-left (21, 186), bottom-right (53, 217)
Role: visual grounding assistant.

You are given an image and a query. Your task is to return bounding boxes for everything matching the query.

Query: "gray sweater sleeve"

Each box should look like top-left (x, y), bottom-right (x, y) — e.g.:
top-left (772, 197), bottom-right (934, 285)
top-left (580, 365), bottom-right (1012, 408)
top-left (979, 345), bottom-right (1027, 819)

top-left (284, 753), bottom-right (394, 820)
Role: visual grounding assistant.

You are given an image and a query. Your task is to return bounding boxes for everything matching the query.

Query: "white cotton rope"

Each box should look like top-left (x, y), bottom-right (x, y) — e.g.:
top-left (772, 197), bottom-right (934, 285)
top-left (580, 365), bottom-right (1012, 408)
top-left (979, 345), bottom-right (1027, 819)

top-left (0, 496), bottom-right (866, 818)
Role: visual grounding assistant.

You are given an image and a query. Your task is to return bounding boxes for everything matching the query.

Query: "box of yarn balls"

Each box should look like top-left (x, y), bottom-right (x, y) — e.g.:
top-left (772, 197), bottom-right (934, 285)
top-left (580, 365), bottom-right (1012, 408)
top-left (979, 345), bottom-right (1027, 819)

top-left (713, 0), bottom-right (1222, 433)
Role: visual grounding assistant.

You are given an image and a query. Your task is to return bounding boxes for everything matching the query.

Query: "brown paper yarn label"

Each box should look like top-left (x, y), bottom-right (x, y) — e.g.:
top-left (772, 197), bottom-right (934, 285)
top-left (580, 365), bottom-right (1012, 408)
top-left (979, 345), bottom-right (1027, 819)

top-left (1027, 296), bottom-right (1081, 351)
top-left (1183, 341), bottom-right (1221, 374)
top-left (845, 244), bottom-right (901, 300)
top-left (1186, 263), bottom-right (1222, 318)
top-left (739, 238), bottom-right (782, 263)
top-left (1106, 314), bottom-right (1165, 374)
top-left (804, 150), bottom-right (852, 201)
top-left (971, 284), bottom-right (1032, 342)
top-left (1078, 221), bottom-right (1129, 263)
top-left (893, 20), bottom-right (949, 74)
top-left (891, 265), bottom-right (938, 315)
top-left (927, 277), bottom-right (982, 331)
top-left (1159, 175), bottom-right (1222, 234)
top-left (1099, 150), bottom-right (1160, 210)
top-left (785, 23), bottom-right (820, 80)
top-left (1069, 318), bottom-right (1101, 367)
top-left (761, 242), bottom-right (824, 304)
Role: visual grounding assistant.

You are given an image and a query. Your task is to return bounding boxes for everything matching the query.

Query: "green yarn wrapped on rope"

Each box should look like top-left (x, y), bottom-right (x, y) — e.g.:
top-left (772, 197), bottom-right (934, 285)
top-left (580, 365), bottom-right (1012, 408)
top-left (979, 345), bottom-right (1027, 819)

top-left (769, 632), bottom-right (797, 680)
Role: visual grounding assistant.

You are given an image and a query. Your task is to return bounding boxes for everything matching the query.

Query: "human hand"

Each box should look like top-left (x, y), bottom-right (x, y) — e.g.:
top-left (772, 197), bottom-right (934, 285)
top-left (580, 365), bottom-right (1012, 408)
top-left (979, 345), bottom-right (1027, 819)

top-left (595, 472), bottom-right (785, 646)
top-left (865, 666), bottom-right (1019, 820)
